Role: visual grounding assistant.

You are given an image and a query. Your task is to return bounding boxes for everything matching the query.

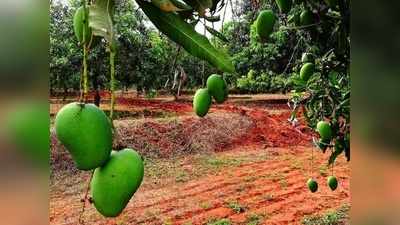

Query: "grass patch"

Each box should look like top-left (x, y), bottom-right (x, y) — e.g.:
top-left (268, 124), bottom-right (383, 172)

top-left (143, 151), bottom-right (270, 186)
top-left (206, 218), bottom-right (231, 225)
top-left (202, 156), bottom-right (243, 169)
top-left (175, 170), bottom-right (190, 183)
top-left (245, 213), bottom-right (265, 225)
top-left (302, 204), bottom-right (350, 225)
top-left (199, 201), bottom-right (213, 210)
top-left (226, 201), bottom-right (247, 213)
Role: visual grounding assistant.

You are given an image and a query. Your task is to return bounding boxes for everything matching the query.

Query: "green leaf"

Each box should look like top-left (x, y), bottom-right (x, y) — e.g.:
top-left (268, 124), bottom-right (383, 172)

top-left (205, 25), bottom-right (228, 42)
top-left (88, 0), bottom-right (115, 44)
top-left (137, 0), bottom-right (235, 73)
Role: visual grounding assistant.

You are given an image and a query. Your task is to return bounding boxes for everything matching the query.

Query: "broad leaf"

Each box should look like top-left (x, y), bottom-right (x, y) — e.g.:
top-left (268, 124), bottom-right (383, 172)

top-left (89, 0), bottom-right (115, 44)
top-left (137, 0), bottom-right (235, 73)
top-left (205, 25), bottom-right (228, 42)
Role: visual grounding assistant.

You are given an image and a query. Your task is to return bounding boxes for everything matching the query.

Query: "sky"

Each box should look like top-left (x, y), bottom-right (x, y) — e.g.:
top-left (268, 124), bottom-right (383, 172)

top-left (55, 0), bottom-right (233, 35)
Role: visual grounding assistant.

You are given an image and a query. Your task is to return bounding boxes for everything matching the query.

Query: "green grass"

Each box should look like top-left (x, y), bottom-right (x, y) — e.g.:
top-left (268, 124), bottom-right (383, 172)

top-left (144, 151), bottom-right (270, 186)
top-left (226, 201), bottom-right (247, 213)
top-left (302, 204), bottom-right (350, 225)
top-left (202, 156), bottom-right (243, 169)
top-left (206, 218), bottom-right (231, 225)
top-left (245, 213), bottom-right (265, 225)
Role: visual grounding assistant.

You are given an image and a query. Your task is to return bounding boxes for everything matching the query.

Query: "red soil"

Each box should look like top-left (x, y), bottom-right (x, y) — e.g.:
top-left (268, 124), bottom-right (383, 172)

top-left (50, 95), bottom-right (349, 225)
top-left (113, 95), bottom-right (313, 150)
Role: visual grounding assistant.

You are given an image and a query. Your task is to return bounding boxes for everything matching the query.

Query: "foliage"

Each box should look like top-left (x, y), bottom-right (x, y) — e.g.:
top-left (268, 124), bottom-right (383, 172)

top-left (207, 218), bottom-right (231, 225)
top-left (136, 0), bottom-right (234, 73)
top-left (286, 0), bottom-right (350, 164)
top-left (217, 0), bottom-right (350, 164)
top-left (302, 204), bottom-right (350, 225)
top-left (50, 0), bottom-right (218, 95)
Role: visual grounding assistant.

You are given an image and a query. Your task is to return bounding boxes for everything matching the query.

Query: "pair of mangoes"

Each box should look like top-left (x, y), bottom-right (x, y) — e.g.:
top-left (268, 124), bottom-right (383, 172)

top-left (55, 102), bottom-right (144, 217)
top-left (193, 74), bottom-right (228, 117)
top-left (307, 176), bottom-right (338, 193)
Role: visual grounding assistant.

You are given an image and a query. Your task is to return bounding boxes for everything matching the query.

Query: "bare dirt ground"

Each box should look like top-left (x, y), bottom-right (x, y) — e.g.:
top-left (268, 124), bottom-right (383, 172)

top-left (50, 93), bottom-right (350, 225)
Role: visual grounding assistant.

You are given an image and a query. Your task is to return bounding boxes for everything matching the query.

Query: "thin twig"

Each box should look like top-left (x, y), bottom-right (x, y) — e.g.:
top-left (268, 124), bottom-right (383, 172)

top-left (281, 22), bottom-right (322, 30)
top-left (78, 170), bottom-right (94, 225)
top-left (221, 0), bottom-right (229, 32)
top-left (283, 38), bottom-right (302, 74)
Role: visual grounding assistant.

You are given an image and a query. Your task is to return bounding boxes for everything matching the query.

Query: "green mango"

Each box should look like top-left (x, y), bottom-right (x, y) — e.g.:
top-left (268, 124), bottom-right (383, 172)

top-left (275, 0), bottom-right (292, 14)
top-left (193, 88), bottom-right (212, 117)
top-left (206, 74), bottom-right (228, 104)
top-left (301, 53), bottom-right (314, 63)
top-left (300, 63), bottom-right (315, 81)
top-left (316, 121), bottom-right (332, 141)
top-left (55, 102), bottom-right (112, 170)
top-left (327, 175), bottom-right (338, 191)
top-left (307, 178), bottom-right (318, 193)
top-left (300, 10), bottom-right (314, 26)
top-left (256, 10), bottom-right (276, 41)
top-left (91, 149), bottom-right (144, 217)
top-left (73, 6), bottom-right (92, 44)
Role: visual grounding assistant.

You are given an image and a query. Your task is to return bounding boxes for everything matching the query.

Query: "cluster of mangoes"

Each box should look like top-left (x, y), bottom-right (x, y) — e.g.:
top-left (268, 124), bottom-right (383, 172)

top-left (307, 120), bottom-right (339, 193)
top-left (193, 74), bottom-right (228, 117)
top-left (254, 0), bottom-right (340, 42)
top-left (307, 175), bottom-right (338, 193)
top-left (55, 102), bottom-right (144, 217)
